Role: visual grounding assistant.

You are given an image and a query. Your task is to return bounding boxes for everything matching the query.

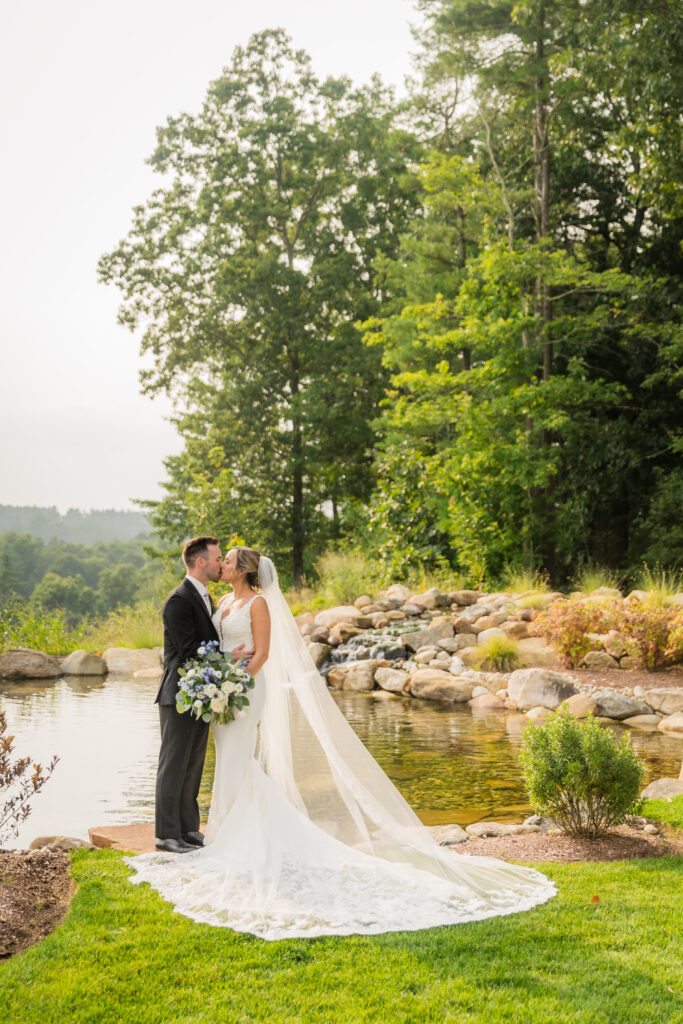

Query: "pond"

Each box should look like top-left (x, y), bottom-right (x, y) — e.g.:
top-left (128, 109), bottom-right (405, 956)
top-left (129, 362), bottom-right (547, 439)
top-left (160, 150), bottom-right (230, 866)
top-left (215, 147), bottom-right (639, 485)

top-left (2, 675), bottom-right (682, 847)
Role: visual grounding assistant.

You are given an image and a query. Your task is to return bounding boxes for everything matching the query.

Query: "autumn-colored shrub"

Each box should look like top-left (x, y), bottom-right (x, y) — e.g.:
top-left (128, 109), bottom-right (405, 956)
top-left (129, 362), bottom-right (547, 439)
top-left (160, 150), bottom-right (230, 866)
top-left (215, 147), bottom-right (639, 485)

top-left (616, 600), bottom-right (683, 671)
top-left (529, 597), bottom-right (614, 668)
top-left (0, 711), bottom-right (59, 846)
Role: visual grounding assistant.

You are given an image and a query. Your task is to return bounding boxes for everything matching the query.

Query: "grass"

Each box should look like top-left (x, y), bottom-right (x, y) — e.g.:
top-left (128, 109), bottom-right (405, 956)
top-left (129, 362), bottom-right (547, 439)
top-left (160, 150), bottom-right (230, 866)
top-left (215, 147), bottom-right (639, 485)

top-left (0, 850), bottom-right (681, 1023)
top-left (636, 565), bottom-right (683, 606)
top-left (474, 635), bottom-right (521, 672)
top-left (0, 601), bottom-right (86, 656)
top-left (572, 564), bottom-right (623, 596)
top-left (501, 566), bottom-right (550, 596)
top-left (641, 795), bottom-right (683, 831)
top-left (81, 600), bottom-right (164, 650)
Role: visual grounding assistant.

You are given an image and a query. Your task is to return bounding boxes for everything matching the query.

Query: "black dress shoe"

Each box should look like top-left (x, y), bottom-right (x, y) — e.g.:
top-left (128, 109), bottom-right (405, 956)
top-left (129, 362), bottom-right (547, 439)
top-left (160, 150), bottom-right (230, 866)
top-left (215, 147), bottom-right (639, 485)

top-left (155, 837), bottom-right (194, 854)
top-left (182, 831), bottom-right (205, 847)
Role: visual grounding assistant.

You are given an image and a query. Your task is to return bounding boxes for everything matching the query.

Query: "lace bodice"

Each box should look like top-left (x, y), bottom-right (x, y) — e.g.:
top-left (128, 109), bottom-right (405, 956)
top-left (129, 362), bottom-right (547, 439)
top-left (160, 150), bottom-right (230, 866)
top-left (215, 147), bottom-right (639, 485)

top-left (212, 594), bottom-right (258, 652)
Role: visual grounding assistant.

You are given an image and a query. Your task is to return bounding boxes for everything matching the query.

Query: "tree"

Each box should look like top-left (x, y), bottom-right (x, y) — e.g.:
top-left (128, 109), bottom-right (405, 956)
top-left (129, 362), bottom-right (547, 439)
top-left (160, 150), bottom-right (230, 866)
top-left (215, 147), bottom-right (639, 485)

top-left (100, 30), bottom-right (421, 586)
top-left (31, 573), bottom-right (96, 625)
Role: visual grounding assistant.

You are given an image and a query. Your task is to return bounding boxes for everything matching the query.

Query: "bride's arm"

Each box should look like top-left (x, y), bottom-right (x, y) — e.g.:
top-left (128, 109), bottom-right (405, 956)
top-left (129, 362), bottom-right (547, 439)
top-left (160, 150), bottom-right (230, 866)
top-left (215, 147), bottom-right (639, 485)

top-left (243, 596), bottom-right (270, 677)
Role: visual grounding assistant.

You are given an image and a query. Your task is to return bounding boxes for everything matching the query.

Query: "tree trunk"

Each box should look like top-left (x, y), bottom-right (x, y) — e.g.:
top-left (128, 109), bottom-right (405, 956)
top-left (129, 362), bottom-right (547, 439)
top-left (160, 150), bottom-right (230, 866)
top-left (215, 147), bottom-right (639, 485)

top-left (289, 352), bottom-right (304, 589)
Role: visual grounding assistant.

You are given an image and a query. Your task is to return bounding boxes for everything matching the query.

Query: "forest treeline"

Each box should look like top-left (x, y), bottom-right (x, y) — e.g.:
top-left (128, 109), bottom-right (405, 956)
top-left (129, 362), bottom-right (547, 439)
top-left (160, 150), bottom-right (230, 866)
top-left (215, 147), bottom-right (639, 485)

top-left (0, 506), bottom-right (150, 545)
top-left (99, 2), bottom-right (683, 588)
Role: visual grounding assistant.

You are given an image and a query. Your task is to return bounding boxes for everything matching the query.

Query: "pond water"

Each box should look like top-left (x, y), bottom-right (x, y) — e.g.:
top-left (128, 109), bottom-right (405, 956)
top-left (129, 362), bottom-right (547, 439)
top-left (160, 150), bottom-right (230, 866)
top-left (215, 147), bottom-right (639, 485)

top-left (2, 675), bottom-right (681, 848)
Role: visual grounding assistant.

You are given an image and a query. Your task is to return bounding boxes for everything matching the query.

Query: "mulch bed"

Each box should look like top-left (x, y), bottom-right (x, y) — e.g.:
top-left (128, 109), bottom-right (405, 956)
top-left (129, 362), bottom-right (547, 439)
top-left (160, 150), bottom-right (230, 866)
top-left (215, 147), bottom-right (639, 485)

top-left (567, 666), bottom-right (683, 693)
top-left (0, 847), bottom-right (74, 960)
top-left (449, 823), bottom-right (683, 863)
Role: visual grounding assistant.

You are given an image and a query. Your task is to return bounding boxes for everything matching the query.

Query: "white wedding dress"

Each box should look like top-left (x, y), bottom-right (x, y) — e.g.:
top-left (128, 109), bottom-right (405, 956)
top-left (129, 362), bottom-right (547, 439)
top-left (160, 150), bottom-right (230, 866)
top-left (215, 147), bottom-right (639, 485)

top-left (127, 562), bottom-right (555, 940)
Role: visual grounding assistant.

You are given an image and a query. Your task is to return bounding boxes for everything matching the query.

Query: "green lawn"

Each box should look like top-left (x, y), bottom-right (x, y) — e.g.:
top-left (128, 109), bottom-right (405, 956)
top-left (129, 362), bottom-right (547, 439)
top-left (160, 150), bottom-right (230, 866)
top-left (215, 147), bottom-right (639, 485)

top-left (1, 850), bottom-right (681, 1024)
top-left (642, 795), bottom-right (683, 831)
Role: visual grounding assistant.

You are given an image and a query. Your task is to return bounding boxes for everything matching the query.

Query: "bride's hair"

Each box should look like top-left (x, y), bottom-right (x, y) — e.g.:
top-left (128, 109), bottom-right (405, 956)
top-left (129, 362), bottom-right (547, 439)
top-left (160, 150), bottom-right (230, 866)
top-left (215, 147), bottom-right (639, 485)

top-left (233, 546), bottom-right (261, 587)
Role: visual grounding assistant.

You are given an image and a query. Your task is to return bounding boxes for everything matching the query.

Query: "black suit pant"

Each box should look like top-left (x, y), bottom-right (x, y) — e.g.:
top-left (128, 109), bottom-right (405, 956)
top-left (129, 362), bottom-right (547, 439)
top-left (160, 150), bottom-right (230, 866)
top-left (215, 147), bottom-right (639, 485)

top-left (155, 705), bottom-right (210, 840)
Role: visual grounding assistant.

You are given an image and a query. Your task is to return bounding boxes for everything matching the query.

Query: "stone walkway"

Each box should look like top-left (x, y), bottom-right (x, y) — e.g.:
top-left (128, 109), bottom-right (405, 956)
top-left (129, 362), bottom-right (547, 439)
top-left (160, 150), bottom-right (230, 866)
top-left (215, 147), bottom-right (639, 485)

top-left (88, 823), bottom-right (156, 854)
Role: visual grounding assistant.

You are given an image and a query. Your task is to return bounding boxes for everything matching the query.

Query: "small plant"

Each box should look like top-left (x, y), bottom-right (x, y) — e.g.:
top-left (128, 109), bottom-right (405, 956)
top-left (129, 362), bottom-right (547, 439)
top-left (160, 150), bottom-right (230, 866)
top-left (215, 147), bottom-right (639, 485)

top-left (314, 550), bottom-right (379, 606)
top-left (520, 708), bottom-right (645, 839)
top-left (475, 635), bottom-right (521, 672)
top-left (0, 711), bottom-right (59, 846)
top-left (615, 599), bottom-right (683, 671)
top-left (530, 596), bottom-right (614, 668)
top-left (636, 565), bottom-right (683, 606)
top-left (0, 598), bottom-right (85, 656)
top-left (502, 565), bottom-right (550, 595)
top-left (573, 564), bottom-right (623, 596)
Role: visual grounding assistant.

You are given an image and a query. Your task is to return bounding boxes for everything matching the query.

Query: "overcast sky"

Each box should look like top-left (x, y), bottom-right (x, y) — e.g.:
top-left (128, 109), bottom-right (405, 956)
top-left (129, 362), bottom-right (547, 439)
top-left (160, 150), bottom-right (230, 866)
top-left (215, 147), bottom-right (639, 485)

top-left (0, 1), bottom-right (417, 512)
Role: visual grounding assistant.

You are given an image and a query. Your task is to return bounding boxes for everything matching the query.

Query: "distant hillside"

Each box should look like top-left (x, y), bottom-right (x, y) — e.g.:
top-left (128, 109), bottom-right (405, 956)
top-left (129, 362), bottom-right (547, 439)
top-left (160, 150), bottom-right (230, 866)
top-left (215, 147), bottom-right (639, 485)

top-left (0, 506), bottom-right (151, 544)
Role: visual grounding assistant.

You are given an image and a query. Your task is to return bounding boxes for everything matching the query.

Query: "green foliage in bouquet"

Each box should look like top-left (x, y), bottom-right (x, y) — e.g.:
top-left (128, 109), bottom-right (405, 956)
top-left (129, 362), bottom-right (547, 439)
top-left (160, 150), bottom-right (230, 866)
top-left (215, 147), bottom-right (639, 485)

top-left (519, 708), bottom-right (645, 839)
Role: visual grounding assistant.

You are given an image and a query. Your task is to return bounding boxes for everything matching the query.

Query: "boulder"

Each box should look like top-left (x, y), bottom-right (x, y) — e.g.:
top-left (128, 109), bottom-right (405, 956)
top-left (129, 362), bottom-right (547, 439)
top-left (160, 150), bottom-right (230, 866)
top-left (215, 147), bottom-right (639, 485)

top-left (469, 692), bottom-right (506, 710)
top-left (375, 667), bottom-right (412, 694)
top-left (641, 778), bottom-right (683, 800)
top-left (458, 647), bottom-right (481, 668)
top-left (465, 821), bottom-right (541, 838)
top-left (60, 650), bottom-right (107, 676)
top-left (622, 714), bottom-right (662, 731)
top-left (103, 647), bottom-right (163, 674)
top-left (475, 614), bottom-right (504, 633)
top-left (308, 627), bottom-right (330, 644)
top-left (327, 660), bottom-right (380, 691)
top-left (645, 689), bottom-right (683, 716)
top-left (507, 668), bottom-right (577, 711)
top-left (501, 620), bottom-right (529, 640)
top-left (30, 835), bottom-right (96, 851)
top-left (583, 650), bottom-right (620, 671)
top-left (401, 621), bottom-right (454, 652)
top-left (448, 656), bottom-right (466, 674)
top-left (563, 693), bottom-right (598, 718)
top-left (383, 584), bottom-right (414, 604)
top-left (414, 647), bottom-right (441, 664)
top-left (401, 603), bottom-right (423, 616)
top-left (354, 595), bottom-right (373, 609)
top-left (603, 631), bottom-right (628, 659)
top-left (665, 592), bottom-right (683, 608)
top-left (438, 634), bottom-right (477, 653)
top-left (619, 656), bottom-right (641, 671)
top-left (0, 648), bottom-right (62, 679)
top-left (329, 623), bottom-right (365, 644)
top-left (429, 823), bottom-right (469, 845)
top-left (314, 605), bottom-right (364, 628)
top-left (589, 587), bottom-right (623, 600)
top-left (308, 642), bottom-right (331, 670)
top-left (368, 642), bottom-right (409, 661)
top-left (409, 669), bottom-right (474, 703)
top-left (449, 590), bottom-right (480, 606)
top-left (133, 667), bottom-right (163, 680)
top-left (477, 627), bottom-right (508, 646)
top-left (526, 706), bottom-right (552, 724)
top-left (516, 637), bottom-right (562, 669)
top-left (658, 712), bottom-right (683, 736)
top-left (594, 693), bottom-right (653, 720)
top-left (411, 587), bottom-right (448, 610)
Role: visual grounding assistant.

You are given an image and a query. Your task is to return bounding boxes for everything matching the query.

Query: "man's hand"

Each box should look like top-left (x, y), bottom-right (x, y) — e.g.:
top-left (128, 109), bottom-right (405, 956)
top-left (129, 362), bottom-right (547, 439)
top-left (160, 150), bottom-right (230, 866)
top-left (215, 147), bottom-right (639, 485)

top-left (230, 643), bottom-right (255, 662)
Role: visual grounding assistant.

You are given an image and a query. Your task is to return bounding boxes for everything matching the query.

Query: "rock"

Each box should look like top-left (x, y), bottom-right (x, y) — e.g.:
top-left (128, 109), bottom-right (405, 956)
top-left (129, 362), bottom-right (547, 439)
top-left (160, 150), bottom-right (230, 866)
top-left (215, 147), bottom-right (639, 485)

top-left (603, 631), bottom-right (628, 659)
top-left (355, 616), bottom-right (374, 629)
top-left (329, 623), bottom-right (364, 643)
top-left (399, 603), bottom-right (421, 616)
top-left (501, 620), bottom-right (529, 640)
top-left (471, 685), bottom-right (489, 697)
top-left (658, 712), bottom-right (683, 736)
top-left (619, 656), bottom-right (641, 671)
top-left (369, 612), bottom-right (390, 628)
top-left (469, 692), bottom-right (506, 710)
top-left (594, 693), bottom-right (653, 720)
top-left (354, 595), bottom-right (373, 609)
top-left (590, 587), bottom-right (623, 600)
top-left (375, 667), bottom-right (412, 694)
top-left (411, 587), bottom-right (448, 610)
top-left (295, 612), bottom-right (317, 628)
top-left (526, 706), bottom-right (551, 724)
top-left (523, 814), bottom-right (554, 833)
top-left (645, 689), bottom-right (683, 716)
top-left (385, 610), bottom-right (407, 622)
top-left (429, 823), bottom-right (469, 845)
top-left (448, 656), bottom-right (466, 674)
top-left (641, 778), bottom-right (683, 800)
top-left (622, 714), bottom-right (662, 731)
top-left (60, 650), bottom-right (107, 676)
top-left (133, 667), bottom-right (163, 680)
top-left (477, 627), bottom-right (508, 646)
top-left (29, 835), bottom-right (96, 851)
top-left (516, 637), bottom-right (562, 669)
top-left (328, 660), bottom-right (380, 691)
top-left (449, 590), bottom-right (480, 606)
top-left (438, 634), bottom-right (477, 653)
top-left (414, 646), bottom-right (440, 664)
top-left (314, 605), bottom-right (364, 628)
top-left (496, 688), bottom-right (508, 699)
top-left (507, 668), bottom-right (577, 711)
top-left (458, 646), bottom-right (481, 668)
top-left (0, 648), bottom-right (62, 679)
top-left (642, 823), bottom-right (659, 836)
top-left (409, 669), bottom-right (474, 703)
top-left (308, 627), bottom-right (330, 644)
top-left (384, 584), bottom-right (414, 604)
top-left (308, 642), bottom-right (331, 669)
top-left (475, 614), bottom-right (504, 633)
top-left (301, 623), bottom-right (318, 637)
top-left (626, 589), bottom-right (651, 603)
top-left (564, 693), bottom-right (598, 718)
top-left (665, 592), bottom-right (683, 607)
top-left (103, 647), bottom-right (163, 674)
top-left (401, 621), bottom-right (454, 652)
top-left (465, 821), bottom-right (541, 838)
top-left (583, 650), bottom-right (620, 671)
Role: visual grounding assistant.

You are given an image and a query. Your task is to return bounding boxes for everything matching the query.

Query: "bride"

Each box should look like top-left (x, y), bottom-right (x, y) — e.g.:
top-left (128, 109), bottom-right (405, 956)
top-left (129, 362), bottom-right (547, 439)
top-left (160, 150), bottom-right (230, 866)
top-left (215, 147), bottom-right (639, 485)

top-left (127, 547), bottom-right (555, 939)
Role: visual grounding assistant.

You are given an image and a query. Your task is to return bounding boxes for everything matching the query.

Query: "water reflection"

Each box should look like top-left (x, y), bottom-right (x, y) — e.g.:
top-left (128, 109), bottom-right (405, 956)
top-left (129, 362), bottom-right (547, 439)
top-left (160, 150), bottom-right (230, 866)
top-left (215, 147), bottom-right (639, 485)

top-left (1, 678), bottom-right (681, 847)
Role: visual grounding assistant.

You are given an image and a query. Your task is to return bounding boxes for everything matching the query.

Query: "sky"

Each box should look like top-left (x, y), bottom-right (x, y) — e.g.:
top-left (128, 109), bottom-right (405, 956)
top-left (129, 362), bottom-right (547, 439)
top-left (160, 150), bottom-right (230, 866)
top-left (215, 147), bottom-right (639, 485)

top-left (0, 0), bottom-right (418, 513)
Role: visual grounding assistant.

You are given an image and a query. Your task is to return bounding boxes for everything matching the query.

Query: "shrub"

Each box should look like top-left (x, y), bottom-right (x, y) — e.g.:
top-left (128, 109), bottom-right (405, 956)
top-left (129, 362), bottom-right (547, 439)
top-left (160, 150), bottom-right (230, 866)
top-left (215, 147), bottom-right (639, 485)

top-left (0, 598), bottom-right (85, 655)
top-left (475, 635), bottom-right (521, 672)
top-left (0, 711), bottom-right (59, 846)
top-left (572, 564), bottom-right (623, 595)
top-left (530, 596), bottom-right (614, 667)
top-left (519, 708), bottom-right (645, 839)
top-left (502, 566), bottom-right (549, 594)
top-left (615, 599), bottom-right (683, 670)
top-left (82, 600), bottom-right (164, 650)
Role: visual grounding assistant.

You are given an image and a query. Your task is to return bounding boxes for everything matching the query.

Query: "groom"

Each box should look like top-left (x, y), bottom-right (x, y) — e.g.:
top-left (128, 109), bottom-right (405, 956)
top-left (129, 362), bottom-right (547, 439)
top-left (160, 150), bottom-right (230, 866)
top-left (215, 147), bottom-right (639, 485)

top-left (154, 535), bottom-right (246, 854)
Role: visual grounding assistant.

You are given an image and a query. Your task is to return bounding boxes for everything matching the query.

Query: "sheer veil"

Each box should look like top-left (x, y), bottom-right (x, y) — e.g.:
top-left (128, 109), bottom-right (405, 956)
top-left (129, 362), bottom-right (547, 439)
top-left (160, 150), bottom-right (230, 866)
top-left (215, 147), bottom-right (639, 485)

top-left (256, 556), bottom-right (554, 905)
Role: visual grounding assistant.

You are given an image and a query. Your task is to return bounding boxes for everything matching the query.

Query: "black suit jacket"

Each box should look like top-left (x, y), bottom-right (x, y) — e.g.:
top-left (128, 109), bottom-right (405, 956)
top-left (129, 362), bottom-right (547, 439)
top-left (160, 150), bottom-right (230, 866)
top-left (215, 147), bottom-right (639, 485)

top-left (156, 578), bottom-right (220, 706)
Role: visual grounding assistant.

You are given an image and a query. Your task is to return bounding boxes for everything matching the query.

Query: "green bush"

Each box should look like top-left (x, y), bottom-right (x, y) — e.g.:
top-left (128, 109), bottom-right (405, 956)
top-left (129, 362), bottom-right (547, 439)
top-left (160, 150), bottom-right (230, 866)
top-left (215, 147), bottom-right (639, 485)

top-left (519, 708), bottom-right (645, 839)
top-left (475, 635), bottom-right (521, 672)
top-left (0, 598), bottom-right (85, 655)
top-left (82, 600), bottom-right (164, 651)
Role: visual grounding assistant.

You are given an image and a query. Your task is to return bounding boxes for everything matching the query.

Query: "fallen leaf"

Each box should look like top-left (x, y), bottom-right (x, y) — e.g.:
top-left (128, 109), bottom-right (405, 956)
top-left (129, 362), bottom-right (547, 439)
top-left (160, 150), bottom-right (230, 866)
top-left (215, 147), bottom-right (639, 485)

top-left (591, 895), bottom-right (600, 903)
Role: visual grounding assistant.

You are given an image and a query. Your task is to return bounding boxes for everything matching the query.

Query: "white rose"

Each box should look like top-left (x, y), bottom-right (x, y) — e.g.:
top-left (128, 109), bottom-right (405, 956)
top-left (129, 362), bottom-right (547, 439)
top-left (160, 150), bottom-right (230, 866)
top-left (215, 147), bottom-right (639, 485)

top-left (221, 681), bottom-right (237, 695)
top-left (197, 646), bottom-right (207, 656)
top-left (210, 698), bottom-right (226, 713)
top-left (205, 684), bottom-right (219, 698)
top-left (193, 699), bottom-right (204, 710)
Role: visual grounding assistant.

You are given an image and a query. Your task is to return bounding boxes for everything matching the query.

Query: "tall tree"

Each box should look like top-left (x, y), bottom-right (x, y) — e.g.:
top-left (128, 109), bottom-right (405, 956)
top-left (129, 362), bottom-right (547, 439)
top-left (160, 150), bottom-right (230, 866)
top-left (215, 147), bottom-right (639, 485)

top-left (100, 30), bottom-right (420, 585)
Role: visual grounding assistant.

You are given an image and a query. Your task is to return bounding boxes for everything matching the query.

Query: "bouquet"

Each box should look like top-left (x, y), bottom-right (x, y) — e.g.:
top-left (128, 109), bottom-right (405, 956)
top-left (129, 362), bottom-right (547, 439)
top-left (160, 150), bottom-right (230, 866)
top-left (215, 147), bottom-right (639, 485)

top-left (176, 640), bottom-right (254, 724)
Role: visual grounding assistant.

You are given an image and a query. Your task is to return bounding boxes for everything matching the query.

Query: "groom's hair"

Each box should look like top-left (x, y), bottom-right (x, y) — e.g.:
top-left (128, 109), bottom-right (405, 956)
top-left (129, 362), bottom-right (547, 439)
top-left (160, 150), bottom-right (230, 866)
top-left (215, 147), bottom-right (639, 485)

top-left (182, 535), bottom-right (219, 569)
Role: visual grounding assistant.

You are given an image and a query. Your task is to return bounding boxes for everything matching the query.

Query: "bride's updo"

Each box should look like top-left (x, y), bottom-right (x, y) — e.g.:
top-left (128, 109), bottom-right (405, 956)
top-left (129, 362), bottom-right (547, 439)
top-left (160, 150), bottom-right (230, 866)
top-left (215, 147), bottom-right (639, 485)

top-left (233, 546), bottom-right (261, 588)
